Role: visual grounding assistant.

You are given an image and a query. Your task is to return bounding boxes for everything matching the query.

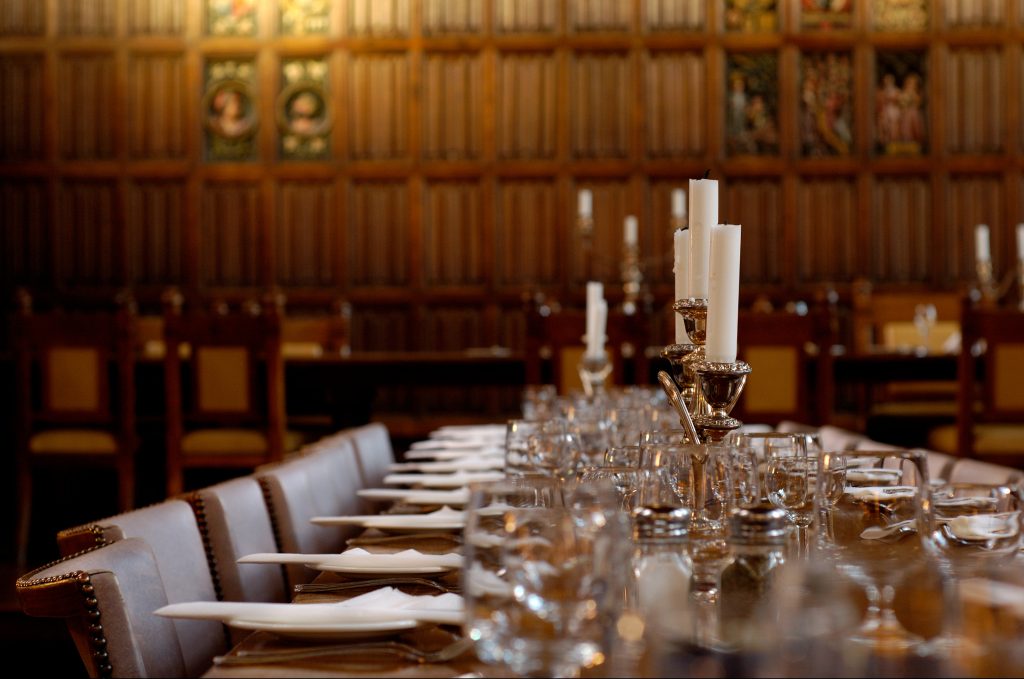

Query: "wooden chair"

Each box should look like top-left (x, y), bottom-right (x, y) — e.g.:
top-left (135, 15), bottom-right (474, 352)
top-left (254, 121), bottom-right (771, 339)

top-left (731, 307), bottom-right (833, 427)
top-left (163, 290), bottom-right (299, 497)
top-left (525, 305), bottom-right (649, 394)
top-left (17, 538), bottom-right (188, 677)
top-left (929, 300), bottom-right (1024, 467)
top-left (13, 289), bottom-right (137, 568)
top-left (54, 499), bottom-right (227, 677)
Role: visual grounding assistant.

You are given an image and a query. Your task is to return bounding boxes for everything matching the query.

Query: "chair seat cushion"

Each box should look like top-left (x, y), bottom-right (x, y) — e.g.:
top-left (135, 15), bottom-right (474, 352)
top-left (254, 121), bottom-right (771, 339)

top-left (30, 429), bottom-right (118, 454)
top-left (871, 400), bottom-right (958, 417)
top-left (929, 424), bottom-right (1024, 456)
top-left (183, 428), bottom-right (305, 456)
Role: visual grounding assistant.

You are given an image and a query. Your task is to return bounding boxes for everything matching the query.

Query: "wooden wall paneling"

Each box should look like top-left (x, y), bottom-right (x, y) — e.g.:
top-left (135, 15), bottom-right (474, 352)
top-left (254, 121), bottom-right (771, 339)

top-left (722, 177), bottom-right (782, 285)
top-left (569, 0), bottom-right (632, 33)
top-left (199, 182), bottom-right (261, 288)
top-left (422, 51), bottom-right (482, 159)
top-left (347, 180), bottom-right (409, 288)
top-left (127, 0), bottom-right (186, 35)
top-left (493, 0), bottom-right (559, 33)
top-left (127, 52), bottom-right (187, 159)
top-left (348, 52), bottom-right (409, 159)
top-left (56, 0), bottom-right (116, 36)
top-left (349, 305), bottom-right (411, 350)
top-left (571, 51), bottom-right (631, 158)
top-left (495, 179), bottom-right (559, 289)
top-left (422, 0), bottom-right (483, 35)
top-left (0, 53), bottom-right (45, 160)
top-left (646, 179), bottom-right (686, 287)
top-left (943, 0), bottom-right (1005, 28)
top-left (946, 46), bottom-right (1003, 154)
top-left (348, 0), bottom-right (410, 37)
top-left (945, 174), bottom-right (1004, 281)
top-left (57, 52), bottom-right (116, 159)
top-left (645, 0), bottom-right (706, 32)
top-left (275, 180), bottom-right (337, 288)
top-left (795, 177), bottom-right (857, 284)
top-left (0, 0), bottom-right (46, 35)
top-left (870, 175), bottom-right (931, 284)
top-left (1, 180), bottom-right (50, 287)
top-left (422, 180), bottom-right (485, 288)
top-left (127, 179), bottom-right (184, 286)
top-left (495, 51), bottom-right (557, 159)
top-left (645, 50), bottom-right (706, 157)
top-left (57, 179), bottom-right (121, 287)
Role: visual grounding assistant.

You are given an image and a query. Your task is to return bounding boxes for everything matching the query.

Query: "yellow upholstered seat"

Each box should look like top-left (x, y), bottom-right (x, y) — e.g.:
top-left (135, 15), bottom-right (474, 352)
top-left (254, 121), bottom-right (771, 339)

top-left (29, 430), bottom-right (118, 455)
top-left (282, 341), bottom-right (324, 359)
top-left (929, 423), bottom-right (1024, 457)
top-left (182, 428), bottom-right (305, 456)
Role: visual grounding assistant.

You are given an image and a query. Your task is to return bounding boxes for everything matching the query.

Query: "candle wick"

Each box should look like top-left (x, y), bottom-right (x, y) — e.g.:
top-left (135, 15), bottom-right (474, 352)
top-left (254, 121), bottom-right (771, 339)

top-left (702, 169), bottom-right (710, 179)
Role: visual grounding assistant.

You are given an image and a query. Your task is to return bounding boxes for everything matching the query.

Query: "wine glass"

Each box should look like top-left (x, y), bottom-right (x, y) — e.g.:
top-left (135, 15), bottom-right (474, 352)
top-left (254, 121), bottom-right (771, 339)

top-left (764, 436), bottom-right (814, 556)
top-left (814, 450), bottom-right (847, 548)
top-left (920, 482), bottom-right (1023, 664)
top-left (814, 448), bottom-right (931, 654)
top-left (505, 419), bottom-right (539, 477)
top-left (527, 419), bottom-right (584, 482)
top-left (913, 303), bottom-right (938, 354)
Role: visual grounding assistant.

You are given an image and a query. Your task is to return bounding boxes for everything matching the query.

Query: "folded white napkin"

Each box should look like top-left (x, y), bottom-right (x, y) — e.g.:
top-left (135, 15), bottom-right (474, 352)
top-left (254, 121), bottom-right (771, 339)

top-left (358, 488), bottom-right (471, 505)
top-left (405, 449), bottom-right (504, 461)
top-left (948, 513), bottom-right (1021, 541)
top-left (845, 485), bottom-right (917, 502)
top-left (310, 506), bottom-right (465, 528)
top-left (431, 424), bottom-right (506, 437)
top-left (156, 587), bottom-right (464, 627)
top-left (389, 457), bottom-right (505, 473)
top-left (846, 468), bottom-right (903, 484)
top-left (411, 439), bottom-right (498, 450)
top-left (238, 547), bottom-right (462, 570)
top-left (465, 564), bottom-right (513, 598)
top-left (934, 496), bottom-right (1000, 510)
top-left (383, 471), bottom-right (505, 488)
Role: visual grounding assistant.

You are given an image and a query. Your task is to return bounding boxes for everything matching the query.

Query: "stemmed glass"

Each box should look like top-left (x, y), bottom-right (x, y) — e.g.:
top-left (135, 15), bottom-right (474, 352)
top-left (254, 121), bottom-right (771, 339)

top-left (920, 482), bottom-right (1023, 665)
top-left (814, 449), bottom-right (931, 654)
top-left (913, 303), bottom-right (938, 353)
top-left (505, 419), bottom-right (539, 477)
top-left (763, 435), bottom-right (814, 555)
top-left (814, 450), bottom-right (847, 548)
top-left (526, 419), bottom-right (584, 482)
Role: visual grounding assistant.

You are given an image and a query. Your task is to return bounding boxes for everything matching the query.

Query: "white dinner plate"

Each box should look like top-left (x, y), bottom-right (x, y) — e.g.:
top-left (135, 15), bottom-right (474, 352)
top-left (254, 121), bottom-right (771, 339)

top-left (312, 563), bottom-right (453, 576)
top-left (229, 618), bottom-right (420, 640)
top-left (358, 488), bottom-right (470, 506)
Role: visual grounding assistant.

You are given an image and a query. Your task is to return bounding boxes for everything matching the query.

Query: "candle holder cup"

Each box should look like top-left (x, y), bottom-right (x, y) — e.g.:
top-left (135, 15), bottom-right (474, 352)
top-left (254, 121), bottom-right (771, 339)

top-left (620, 241), bottom-right (643, 316)
top-left (977, 258), bottom-right (999, 305)
top-left (692, 360), bottom-right (752, 444)
top-left (577, 348), bottom-right (611, 400)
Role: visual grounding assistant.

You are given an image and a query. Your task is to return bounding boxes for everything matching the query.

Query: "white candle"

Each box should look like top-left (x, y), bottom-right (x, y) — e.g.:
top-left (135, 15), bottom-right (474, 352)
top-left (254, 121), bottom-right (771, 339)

top-left (671, 188), bottom-right (686, 220)
top-left (1017, 223), bottom-right (1024, 261)
top-left (688, 178), bottom-right (718, 299)
top-left (976, 224), bottom-right (991, 262)
top-left (624, 215), bottom-right (638, 247)
top-left (578, 189), bottom-right (593, 219)
top-left (595, 299), bottom-right (607, 356)
top-left (706, 224), bottom-right (742, 364)
top-left (585, 281), bottom-right (603, 357)
top-left (673, 229), bottom-right (690, 344)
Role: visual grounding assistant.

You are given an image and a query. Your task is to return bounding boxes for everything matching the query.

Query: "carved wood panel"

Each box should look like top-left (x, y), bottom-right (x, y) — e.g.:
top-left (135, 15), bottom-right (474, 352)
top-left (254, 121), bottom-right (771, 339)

top-left (349, 306), bottom-right (410, 351)
top-left (347, 181), bottom-right (409, 288)
top-left (645, 51), bottom-right (706, 157)
top-left (58, 180), bottom-right (120, 287)
top-left (945, 174), bottom-right (1004, 281)
top-left (276, 180), bottom-right (337, 288)
top-left (348, 53), bottom-right (408, 160)
top-left (422, 0), bottom-right (482, 34)
top-left (571, 53), bottom-right (631, 159)
top-left (423, 180), bottom-right (484, 287)
top-left (57, 0), bottom-right (116, 36)
top-left (647, 179), bottom-right (688, 286)
top-left (128, 180), bottom-right (184, 286)
top-left (569, 0), bottom-right (632, 32)
top-left (1, 180), bottom-right (49, 286)
top-left (128, 0), bottom-right (185, 34)
top-left (0, 54), bottom-right (45, 160)
top-left (348, 0), bottom-right (409, 36)
top-left (496, 52), bottom-right (557, 159)
top-left (495, 180), bottom-right (559, 288)
top-left (795, 178), bottom-right (857, 284)
top-left (722, 178), bottom-right (782, 285)
top-left (128, 53), bottom-right (188, 159)
top-left (422, 53), bottom-right (482, 160)
top-left (200, 183), bottom-right (261, 288)
top-left (870, 176), bottom-right (931, 284)
top-left (645, 0), bottom-right (706, 30)
top-left (571, 180), bottom-right (629, 285)
top-left (944, 0), bottom-right (1005, 26)
top-left (946, 48), bottom-right (1003, 154)
top-left (0, 1), bottom-right (45, 35)
top-left (58, 53), bottom-right (116, 159)
top-left (493, 0), bottom-right (557, 32)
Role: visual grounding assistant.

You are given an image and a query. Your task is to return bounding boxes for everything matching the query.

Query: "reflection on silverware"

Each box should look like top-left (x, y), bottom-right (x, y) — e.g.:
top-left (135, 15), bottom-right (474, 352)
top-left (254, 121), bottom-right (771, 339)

top-left (213, 637), bottom-right (473, 666)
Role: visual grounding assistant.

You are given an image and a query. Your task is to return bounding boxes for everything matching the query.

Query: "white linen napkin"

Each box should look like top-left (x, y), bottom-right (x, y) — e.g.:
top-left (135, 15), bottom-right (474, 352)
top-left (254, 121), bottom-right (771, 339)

top-left (948, 513), bottom-right (1021, 541)
top-left (934, 496), bottom-right (1000, 510)
top-left (844, 485), bottom-right (917, 502)
top-left (238, 548), bottom-right (463, 570)
top-left (156, 587), bottom-right (463, 626)
top-left (845, 468), bottom-right (903, 484)
top-left (310, 506), bottom-right (465, 528)
top-left (358, 488), bottom-right (471, 505)
top-left (383, 471), bottom-right (505, 488)
top-left (411, 439), bottom-right (498, 450)
top-left (389, 457), bottom-right (505, 473)
top-left (405, 449), bottom-right (504, 461)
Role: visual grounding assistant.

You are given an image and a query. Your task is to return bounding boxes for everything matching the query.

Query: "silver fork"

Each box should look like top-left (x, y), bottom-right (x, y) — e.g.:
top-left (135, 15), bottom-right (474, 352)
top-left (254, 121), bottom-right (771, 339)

top-left (213, 637), bottom-right (474, 666)
top-left (295, 577), bottom-right (460, 595)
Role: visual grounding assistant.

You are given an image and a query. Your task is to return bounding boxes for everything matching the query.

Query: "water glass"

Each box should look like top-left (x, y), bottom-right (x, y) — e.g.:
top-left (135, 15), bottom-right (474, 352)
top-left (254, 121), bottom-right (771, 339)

top-left (527, 419), bottom-right (584, 481)
top-left (505, 419), bottom-right (539, 477)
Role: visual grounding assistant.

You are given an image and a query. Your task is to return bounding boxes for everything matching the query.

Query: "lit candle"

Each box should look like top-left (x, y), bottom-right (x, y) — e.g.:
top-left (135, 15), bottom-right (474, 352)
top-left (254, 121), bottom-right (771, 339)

top-left (671, 188), bottom-right (686, 220)
top-left (976, 224), bottom-right (991, 262)
top-left (624, 215), bottom-right (638, 247)
top-left (673, 229), bottom-right (690, 344)
top-left (688, 178), bottom-right (718, 299)
top-left (1017, 223), bottom-right (1024, 262)
top-left (706, 224), bottom-right (742, 364)
top-left (585, 281), bottom-right (604, 357)
top-left (578, 189), bottom-right (593, 219)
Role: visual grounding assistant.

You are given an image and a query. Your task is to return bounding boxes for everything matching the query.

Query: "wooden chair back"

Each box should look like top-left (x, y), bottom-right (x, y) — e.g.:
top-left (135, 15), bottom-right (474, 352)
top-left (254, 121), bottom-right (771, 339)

top-left (852, 282), bottom-right (961, 354)
top-left (281, 297), bottom-right (351, 358)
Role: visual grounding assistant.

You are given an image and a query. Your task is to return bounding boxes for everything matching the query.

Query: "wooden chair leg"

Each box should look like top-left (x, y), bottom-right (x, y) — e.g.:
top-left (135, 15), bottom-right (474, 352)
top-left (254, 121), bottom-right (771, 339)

top-left (117, 457), bottom-right (135, 512)
top-left (15, 459), bottom-right (32, 570)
